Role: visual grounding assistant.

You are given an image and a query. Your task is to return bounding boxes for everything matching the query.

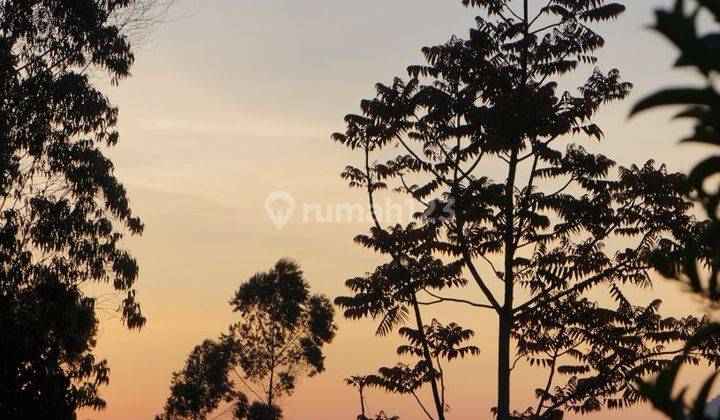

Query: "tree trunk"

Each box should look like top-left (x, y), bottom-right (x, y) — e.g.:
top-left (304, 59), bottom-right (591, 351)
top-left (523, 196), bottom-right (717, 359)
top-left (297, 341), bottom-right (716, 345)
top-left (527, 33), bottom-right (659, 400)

top-left (497, 313), bottom-right (512, 420)
top-left (498, 129), bottom-right (519, 419)
top-left (411, 296), bottom-right (445, 420)
top-left (268, 357), bottom-right (275, 408)
top-left (360, 386), bottom-right (366, 418)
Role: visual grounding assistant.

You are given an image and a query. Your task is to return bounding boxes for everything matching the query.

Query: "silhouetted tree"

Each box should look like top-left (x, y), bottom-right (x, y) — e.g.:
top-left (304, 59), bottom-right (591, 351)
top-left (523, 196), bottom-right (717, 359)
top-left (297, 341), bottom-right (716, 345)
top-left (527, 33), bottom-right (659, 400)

top-left (0, 0), bottom-right (170, 415)
top-left (345, 375), bottom-right (371, 419)
top-left (337, 227), bottom-right (465, 420)
top-left (333, 1), bottom-right (719, 418)
top-left (160, 259), bottom-right (336, 419)
top-left (632, 0), bottom-right (720, 309)
top-left (514, 289), bottom-right (720, 418)
top-left (344, 376), bottom-right (401, 420)
top-left (227, 259), bottom-right (337, 409)
top-left (630, 0), bottom-right (720, 418)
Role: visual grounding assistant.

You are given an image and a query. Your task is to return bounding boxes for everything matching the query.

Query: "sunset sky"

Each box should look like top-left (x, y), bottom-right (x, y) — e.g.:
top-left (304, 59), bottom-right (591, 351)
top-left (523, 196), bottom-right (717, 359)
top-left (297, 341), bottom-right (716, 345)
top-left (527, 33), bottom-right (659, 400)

top-left (80, 0), bottom-right (714, 418)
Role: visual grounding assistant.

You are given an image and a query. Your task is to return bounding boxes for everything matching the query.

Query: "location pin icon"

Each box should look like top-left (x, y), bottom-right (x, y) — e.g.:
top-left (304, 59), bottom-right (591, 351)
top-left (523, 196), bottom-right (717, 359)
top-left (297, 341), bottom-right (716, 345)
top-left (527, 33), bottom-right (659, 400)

top-left (264, 191), bottom-right (296, 229)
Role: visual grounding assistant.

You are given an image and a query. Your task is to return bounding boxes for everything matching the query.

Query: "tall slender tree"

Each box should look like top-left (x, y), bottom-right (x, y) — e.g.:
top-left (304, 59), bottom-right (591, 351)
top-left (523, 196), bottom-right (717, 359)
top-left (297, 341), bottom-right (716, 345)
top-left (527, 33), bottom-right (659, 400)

top-left (345, 376), bottom-right (371, 420)
top-left (0, 0), bottom-right (166, 415)
top-left (334, 1), bottom-right (719, 418)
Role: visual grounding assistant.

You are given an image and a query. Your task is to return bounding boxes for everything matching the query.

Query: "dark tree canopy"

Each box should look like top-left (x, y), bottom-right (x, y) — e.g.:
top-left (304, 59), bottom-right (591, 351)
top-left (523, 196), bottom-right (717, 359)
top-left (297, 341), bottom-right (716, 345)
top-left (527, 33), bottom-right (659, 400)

top-left (161, 259), bottom-right (336, 420)
top-left (0, 0), bottom-right (158, 415)
top-left (244, 402), bottom-right (283, 420)
top-left (333, 1), bottom-right (719, 419)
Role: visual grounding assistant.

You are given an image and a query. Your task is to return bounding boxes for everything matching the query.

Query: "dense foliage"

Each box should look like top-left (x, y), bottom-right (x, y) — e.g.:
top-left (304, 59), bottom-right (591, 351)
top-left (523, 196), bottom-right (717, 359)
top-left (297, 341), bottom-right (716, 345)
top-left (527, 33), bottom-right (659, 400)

top-left (631, 0), bottom-right (720, 418)
top-left (632, 0), bottom-right (720, 305)
top-left (160, 259), bottom-right (336, 419)
top-left (333, 1), bottom-right (719, 418)
top-left (0, 0), bottom-right (158, 415)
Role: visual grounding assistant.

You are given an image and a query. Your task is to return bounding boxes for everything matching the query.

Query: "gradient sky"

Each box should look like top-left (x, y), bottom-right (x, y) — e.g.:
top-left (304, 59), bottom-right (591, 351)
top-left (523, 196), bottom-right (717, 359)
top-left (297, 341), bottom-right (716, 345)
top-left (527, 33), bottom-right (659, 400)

top-left (79, 0), bottom-right (716, 418)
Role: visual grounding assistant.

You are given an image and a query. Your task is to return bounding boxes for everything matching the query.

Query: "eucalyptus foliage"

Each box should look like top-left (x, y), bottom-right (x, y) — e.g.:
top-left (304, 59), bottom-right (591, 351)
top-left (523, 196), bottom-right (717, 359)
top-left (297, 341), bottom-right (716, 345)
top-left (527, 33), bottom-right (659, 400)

top-left (161, 259), bottom-right (336, 420)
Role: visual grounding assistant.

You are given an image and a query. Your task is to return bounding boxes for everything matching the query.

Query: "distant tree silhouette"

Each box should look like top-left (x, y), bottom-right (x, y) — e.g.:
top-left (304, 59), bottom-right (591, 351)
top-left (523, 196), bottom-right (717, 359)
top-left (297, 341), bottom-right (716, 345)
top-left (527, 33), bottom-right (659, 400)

top-left (160, 259), bottom-right (336, 420)
top-left (630, 0), bottom-right (720, 418)
top-left (345, 375), bottom-right (371, 419)
top-left (345, 376), bottom-right (401, 420)
top-left (0, 0), bottom-right (169, 416)
top-left (333, 1), bottom-right (720, 419)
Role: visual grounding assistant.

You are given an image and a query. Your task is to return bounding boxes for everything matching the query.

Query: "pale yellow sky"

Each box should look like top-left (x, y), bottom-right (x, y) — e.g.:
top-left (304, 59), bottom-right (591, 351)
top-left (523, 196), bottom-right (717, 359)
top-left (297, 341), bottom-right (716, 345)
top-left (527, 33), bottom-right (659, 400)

top-left (80, 1), bottom-right (715, 419)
